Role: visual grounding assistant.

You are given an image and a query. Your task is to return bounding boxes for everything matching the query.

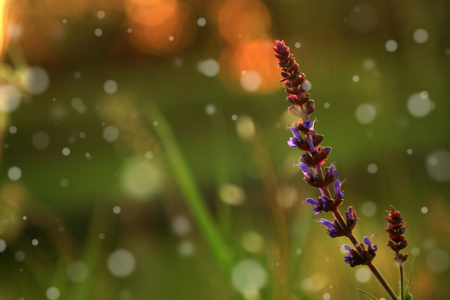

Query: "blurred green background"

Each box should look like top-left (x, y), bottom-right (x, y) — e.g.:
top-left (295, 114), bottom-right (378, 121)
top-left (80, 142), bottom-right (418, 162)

top-left (0, 0), bottom-right (449, 299)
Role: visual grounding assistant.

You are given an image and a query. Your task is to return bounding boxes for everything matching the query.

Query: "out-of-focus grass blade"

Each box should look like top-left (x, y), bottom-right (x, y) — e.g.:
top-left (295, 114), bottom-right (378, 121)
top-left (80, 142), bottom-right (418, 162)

top-left (210, 106), bottom-right (232, 239)
top-left (67, 205), bottom-right (110, 300)
top-left (357, 288), bottom-right (382, 300)
top-left (146, 102), bottom-right (233, 274)
top-left (289, 206), bottom-right (313, 281)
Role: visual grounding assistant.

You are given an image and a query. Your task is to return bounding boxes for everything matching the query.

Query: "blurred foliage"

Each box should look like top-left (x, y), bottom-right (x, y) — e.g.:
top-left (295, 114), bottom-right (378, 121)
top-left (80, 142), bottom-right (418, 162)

top-left (0, 0), bottom-right (449, 299)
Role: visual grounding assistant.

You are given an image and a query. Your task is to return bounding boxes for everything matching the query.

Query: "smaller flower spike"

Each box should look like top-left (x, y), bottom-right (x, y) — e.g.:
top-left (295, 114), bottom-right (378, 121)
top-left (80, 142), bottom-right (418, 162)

top-left (385, 206), bottom-right (409, 264)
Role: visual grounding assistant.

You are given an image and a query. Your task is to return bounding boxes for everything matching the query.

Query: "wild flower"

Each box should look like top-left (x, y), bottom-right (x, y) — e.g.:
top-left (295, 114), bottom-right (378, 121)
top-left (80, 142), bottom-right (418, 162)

top-left (273, 40), bottom-right (412, 300)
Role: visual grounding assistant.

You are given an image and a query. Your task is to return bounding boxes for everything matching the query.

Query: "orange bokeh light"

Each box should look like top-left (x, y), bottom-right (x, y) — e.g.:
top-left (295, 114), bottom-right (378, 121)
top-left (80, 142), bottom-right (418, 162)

top-left (125, 0), bottom-right (196, 55)
top-left (220, 39), bottom-right (281, 93)
top-left (217, 0), bottom-right (271, 45)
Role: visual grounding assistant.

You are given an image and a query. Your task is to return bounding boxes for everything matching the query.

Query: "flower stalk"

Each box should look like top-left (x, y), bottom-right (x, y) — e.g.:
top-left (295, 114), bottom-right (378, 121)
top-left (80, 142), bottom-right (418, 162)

top-left (273, 40), bottom-right (401, 299)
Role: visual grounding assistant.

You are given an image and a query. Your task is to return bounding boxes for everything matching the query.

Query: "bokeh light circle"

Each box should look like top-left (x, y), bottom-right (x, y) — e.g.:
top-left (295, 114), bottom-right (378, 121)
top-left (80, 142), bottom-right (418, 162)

top-left (219, 183), bottom-right (246, 205)
top-left (361, 201), bottom-right (377, 217)
top-left (21, 67), bottom-right (50, 95)
top-left (426, 248), bottom-right (449, 273)
top-left (0, 239), bottom-right (6, 252)
top-left (103, 125), bottom-right (120, 142)
top-left (413, 28), bottom-right (428, 44)
top-left (107, 249), bottom-right (136, 278)
top-left (46, 287), bottom-right (60, 300)
top-left (67, 261), bottom-right (89, 283)
top-left (197, 59), bottom-right (220, 77)
top-left (355, 267), bottom-right (371, 283)
top-left (32, 131), bottom-right (50, 150)
top-left (7, 166), bottom-right (22, 181)
top-left (367, 163), bottom-right (378, 174)
top-left (385, 40), bottom-right (398, 52)
top-left (0, 85), bottom-right (21, 112)
top-left (119, 157), bottom-right (165, 200)
top-left (240, 70), bottom-right (261, 92)
top-left (355, 103), bottom-right (376, 124)
top-left (407, 92), bottom-right (432, 118)
top-left (231, 259), bottom-right (267, 293)
top-left (425, 150), bottom-right (450, 182)
top-left (104, 80), bottom-right (118, 94)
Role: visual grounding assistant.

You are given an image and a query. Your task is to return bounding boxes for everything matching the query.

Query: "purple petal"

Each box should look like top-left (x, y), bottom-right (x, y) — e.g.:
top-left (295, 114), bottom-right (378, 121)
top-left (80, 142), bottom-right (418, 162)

top-left (334, 180), bottom-right (341, 193)
top-left (344, 244), bottom-right (351, 251)
top-left (363, 236), bottom-right (372, 246)
top-left (304, 198), bottom-right (317, 206)
top-left (298, 163), bottom-right (310, 176)
top-left (329, 164), bottom-right (339, 177)
top-left (289, 126), bottom-right (301, 140)
top-left (334, 180), bottom-right (345, 198)
top-left (323, 147), bottom-right (332, 155)
top-left (303, 117), bottom-right (312, 130)
top-left (287, 137), bottom-right (297, 147)
top-left (318, 218), bottom-right (334, 229)
top-left (347, 206), bottom-right (354, 218)
top-left (308, 135), bottom-right (315, 153)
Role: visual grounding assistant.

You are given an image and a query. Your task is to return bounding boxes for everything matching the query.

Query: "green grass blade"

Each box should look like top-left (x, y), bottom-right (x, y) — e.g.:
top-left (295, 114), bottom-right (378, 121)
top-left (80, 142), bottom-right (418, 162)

top-left (357, 288), bottom-right (382, 300)
top-left (146, 102), bottom-right (233, 274)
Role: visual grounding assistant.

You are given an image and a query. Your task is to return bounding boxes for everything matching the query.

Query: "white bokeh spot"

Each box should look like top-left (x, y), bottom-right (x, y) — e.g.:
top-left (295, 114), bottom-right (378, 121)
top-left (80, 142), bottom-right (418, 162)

top-left (107, 249), bottom-right (136, 278)
top-left (355, 103), bottom-right (376, 124)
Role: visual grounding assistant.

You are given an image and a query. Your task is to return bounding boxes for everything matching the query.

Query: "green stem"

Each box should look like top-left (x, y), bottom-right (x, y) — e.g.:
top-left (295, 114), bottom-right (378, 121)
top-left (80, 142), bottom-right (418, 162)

top-left (368, 261), bottom-right (398, 300)
top-left (399, 262), bottom-right (404, 300)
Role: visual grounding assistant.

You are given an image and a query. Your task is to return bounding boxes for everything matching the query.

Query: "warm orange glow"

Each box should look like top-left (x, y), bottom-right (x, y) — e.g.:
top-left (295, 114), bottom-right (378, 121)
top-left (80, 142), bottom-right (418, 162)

top-left (126, 0), bottom-right (178, 27)
top-left (217, 0), bottom-right (271, 45)
top-left (220, 39), bottom-right (280, 93)
top-left (42, 0), bottom-right (89, 18)
top-left (126, 0), bottom-right (196, 55)
top-left (0, 0), bottom-right (17, 60)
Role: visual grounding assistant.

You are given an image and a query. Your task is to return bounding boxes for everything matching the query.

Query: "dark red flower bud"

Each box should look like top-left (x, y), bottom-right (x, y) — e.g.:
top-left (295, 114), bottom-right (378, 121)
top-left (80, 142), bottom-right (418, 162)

top-left (385, 206), bottom-right (409, 264)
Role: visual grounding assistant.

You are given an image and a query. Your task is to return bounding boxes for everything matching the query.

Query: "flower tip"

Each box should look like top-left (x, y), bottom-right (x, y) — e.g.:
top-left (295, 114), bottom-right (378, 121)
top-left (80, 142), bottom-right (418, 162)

top-left (363, 236), bottom-right (372, 245)
top-left (304, 198), bottom-right (316, 206)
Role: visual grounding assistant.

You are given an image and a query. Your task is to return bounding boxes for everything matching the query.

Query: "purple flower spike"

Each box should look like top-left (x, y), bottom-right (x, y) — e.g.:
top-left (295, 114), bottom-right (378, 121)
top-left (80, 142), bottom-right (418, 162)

top-left (334, 180), bottom-right (345, 199)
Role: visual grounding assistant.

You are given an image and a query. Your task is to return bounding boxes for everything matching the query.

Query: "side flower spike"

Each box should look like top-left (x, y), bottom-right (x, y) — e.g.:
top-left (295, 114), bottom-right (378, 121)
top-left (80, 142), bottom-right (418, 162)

top-left (385, 205), bottom-right (409, 264)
